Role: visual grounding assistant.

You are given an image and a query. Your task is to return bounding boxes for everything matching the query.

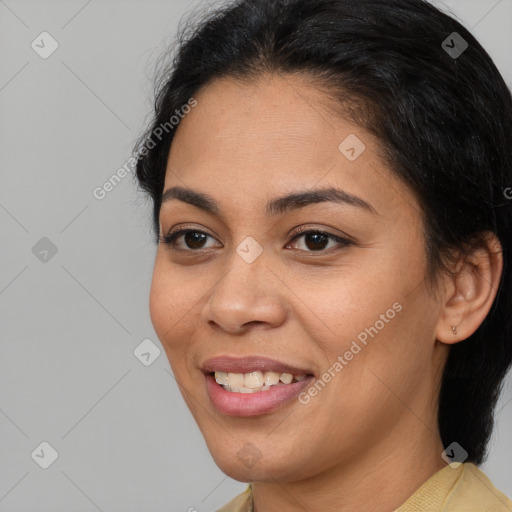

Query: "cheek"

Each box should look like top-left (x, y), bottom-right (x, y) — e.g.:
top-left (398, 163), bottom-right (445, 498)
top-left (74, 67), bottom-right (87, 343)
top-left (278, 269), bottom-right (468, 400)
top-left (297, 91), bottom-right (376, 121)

top-left (148, 262), bottom-right (196, 364)
top-left (301, 245), bottom-right (432, 393)
top-left (314, 283), bottom-right (437, 422)
top-left (296, 265), bottom-right (404, 356)
top-left (148, 267), bottom-right (171, 341)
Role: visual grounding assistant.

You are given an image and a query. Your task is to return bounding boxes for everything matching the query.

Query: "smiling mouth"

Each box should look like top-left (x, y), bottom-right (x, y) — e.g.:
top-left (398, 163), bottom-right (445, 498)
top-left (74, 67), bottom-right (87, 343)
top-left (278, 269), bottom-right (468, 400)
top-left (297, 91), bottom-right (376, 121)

top-left (211, 370), bottom-right (311, 393)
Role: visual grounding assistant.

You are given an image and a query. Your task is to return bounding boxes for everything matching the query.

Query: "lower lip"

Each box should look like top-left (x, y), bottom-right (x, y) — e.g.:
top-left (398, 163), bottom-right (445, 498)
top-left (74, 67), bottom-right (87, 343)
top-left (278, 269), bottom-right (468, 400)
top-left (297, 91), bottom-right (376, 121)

top-left (204, 373), bottom-right (314, 416)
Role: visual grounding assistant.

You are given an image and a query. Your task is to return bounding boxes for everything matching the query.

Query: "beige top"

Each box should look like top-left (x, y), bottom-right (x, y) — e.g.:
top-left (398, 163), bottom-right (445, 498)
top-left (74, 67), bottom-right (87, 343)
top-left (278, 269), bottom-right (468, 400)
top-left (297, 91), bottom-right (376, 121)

top-left (216, 463), bottom-right (512, 512)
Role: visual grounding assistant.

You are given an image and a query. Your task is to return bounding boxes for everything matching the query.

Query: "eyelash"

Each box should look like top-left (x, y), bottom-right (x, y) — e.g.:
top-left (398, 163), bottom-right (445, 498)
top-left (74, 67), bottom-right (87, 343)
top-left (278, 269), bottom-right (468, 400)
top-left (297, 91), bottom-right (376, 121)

top-left (158, 227), bottom-right (353, 254)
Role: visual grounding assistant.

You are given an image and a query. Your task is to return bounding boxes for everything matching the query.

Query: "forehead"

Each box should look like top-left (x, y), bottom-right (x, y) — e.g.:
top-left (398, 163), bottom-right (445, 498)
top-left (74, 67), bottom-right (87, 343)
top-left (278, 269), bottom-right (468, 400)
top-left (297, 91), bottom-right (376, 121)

top-left (163, 74), bottom-right (417, 221)
top-left (169, 73), bottom-right (344, 164)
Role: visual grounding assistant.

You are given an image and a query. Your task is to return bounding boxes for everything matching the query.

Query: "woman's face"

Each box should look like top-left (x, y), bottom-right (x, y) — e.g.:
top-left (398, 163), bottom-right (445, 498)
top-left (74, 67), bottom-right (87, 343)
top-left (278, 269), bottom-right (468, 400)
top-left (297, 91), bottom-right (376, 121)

top-left (149, 73), bottom-right (447, 482)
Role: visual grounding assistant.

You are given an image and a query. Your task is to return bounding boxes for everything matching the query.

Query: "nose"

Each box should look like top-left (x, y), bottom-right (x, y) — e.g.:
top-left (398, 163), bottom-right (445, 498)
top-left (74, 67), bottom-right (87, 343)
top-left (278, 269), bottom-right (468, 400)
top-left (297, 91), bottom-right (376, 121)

top-left (201, 252), bottom-right (288, 335)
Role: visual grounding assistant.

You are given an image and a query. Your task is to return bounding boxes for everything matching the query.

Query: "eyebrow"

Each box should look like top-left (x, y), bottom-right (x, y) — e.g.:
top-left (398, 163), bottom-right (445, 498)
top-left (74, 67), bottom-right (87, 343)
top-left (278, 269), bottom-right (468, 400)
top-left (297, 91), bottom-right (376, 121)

top-left (160, 185), bottom-right (378, 216)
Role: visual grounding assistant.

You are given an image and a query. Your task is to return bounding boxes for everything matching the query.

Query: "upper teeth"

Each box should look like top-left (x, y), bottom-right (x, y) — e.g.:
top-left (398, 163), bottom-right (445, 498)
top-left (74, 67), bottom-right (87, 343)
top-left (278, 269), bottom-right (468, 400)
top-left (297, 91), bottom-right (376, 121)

top-left (214, 371), bottom-right (306, 393)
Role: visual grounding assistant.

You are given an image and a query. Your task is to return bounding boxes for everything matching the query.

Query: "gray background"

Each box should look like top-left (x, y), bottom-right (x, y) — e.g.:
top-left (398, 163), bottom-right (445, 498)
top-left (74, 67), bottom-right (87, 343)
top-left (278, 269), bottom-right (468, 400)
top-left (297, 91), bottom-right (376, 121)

top-left (0, 0), bottom-right (511, 510)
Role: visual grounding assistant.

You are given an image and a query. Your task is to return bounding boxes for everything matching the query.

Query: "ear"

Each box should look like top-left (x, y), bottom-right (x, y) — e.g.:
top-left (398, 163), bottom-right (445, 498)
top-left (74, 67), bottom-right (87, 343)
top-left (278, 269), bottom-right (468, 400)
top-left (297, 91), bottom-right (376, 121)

top-left (436, 232), bottom-right (503, 344)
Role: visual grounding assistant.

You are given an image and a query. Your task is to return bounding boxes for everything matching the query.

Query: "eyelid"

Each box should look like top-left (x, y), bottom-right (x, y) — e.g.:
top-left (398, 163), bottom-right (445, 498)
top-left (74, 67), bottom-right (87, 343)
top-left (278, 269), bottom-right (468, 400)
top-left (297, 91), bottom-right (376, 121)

top-left (162, 223), bottom-right (353, 241)
top-left (290, 224), bottom-right (355, 243)
top-left (165, 224), bottom-right (215, 238)
top-left (159, 225), bottom-right (221, 250)
top-left (159, 223), bottom-right (354, 254)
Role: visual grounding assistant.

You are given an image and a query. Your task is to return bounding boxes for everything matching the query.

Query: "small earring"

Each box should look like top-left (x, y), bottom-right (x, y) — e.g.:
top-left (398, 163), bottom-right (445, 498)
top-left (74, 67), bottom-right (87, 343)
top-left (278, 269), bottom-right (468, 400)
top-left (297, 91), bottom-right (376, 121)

top-left (451, 325), bottom-right (458, 335)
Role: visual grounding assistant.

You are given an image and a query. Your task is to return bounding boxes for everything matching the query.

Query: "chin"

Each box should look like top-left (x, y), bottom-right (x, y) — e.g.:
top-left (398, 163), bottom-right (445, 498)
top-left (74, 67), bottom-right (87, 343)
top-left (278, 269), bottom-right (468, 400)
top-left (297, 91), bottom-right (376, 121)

top-left (214, 460), bottom-right (264, 483)
top-left (206, 440), bottom-right (307, 483)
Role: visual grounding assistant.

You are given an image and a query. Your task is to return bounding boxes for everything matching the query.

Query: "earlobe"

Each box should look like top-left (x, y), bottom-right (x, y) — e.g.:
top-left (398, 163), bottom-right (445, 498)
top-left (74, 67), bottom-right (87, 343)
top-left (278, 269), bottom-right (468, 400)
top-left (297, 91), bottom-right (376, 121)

top-left (435, 232), bottom-right (503, 345)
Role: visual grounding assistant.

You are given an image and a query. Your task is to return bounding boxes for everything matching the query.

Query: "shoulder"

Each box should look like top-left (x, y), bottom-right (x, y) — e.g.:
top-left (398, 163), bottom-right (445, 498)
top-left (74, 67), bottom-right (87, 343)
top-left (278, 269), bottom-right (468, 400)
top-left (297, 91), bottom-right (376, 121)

top-left (396, 462), bottom-right (512, 512)
top-left (443, 463), bottom-right (512, 511)
top-left (215, 484), bottom-right (253, 512)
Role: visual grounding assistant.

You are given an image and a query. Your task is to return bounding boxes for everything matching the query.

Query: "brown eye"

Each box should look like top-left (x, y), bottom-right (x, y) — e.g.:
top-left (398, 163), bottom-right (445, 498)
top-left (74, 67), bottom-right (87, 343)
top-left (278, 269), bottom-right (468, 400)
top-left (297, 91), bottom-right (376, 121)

top-left (159, 227), bottom-right (352, 254)
top-left (288, 229), bottom-right (352, 253)
top-left (159, 229), bottom-right (219, 251)
top-left (182, 231), bottom-right (208, 249)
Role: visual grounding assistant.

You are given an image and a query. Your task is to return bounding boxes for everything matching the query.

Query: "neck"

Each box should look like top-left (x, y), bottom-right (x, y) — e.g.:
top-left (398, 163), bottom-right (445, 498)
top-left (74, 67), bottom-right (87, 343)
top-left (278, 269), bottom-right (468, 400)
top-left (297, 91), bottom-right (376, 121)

top-left (251, 422), bottom-right (447, 512)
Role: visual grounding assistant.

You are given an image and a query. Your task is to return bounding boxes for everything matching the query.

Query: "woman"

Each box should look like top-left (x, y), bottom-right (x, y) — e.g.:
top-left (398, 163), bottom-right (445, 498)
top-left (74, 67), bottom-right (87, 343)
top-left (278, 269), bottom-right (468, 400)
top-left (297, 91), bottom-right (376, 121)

top-left (134, 0), bottom-right (512, 510)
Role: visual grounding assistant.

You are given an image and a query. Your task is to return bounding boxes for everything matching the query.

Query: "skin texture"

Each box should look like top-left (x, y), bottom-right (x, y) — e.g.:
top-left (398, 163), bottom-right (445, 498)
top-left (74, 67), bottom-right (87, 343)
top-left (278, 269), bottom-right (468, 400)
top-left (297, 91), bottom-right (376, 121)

top-left (149, 73), bottom-right (503, 512)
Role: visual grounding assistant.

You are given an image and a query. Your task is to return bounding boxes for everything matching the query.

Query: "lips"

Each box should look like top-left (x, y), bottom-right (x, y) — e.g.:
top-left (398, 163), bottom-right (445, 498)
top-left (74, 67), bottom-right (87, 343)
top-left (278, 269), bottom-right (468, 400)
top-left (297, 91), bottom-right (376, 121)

top-left (201, 355), bottom-right (315, 377)
top-left (201, 355), bottom-right (315, 416)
